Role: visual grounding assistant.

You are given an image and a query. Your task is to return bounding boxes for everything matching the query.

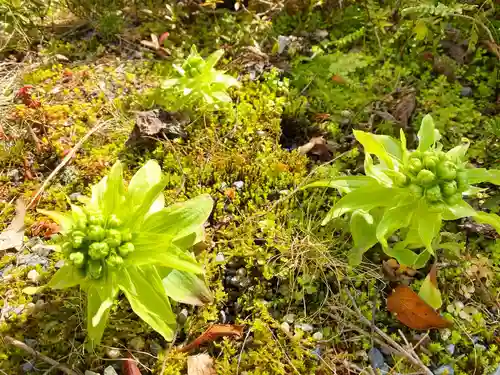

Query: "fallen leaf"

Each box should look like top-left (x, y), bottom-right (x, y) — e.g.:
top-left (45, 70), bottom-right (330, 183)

top-left (158, 31), bottom-right (170, 45)
top-left (392, 91), bottom-right (416, 128)
top-left (179, 324), bottom-right (244, 353)
top-left (224, 188), bottom-right (236, 200)
top-left (297, 136), bottom-right (332, 160)
top-left (418, 264), bottom-right (442, 309)
top-left (187, 354), bottom-right (215, 375)
top-left (0, 199), bottom-right (26, 251)
top-left (123, 354), bottom-right (142, 375)
top-left (387, 285), bottom-right (451, 330)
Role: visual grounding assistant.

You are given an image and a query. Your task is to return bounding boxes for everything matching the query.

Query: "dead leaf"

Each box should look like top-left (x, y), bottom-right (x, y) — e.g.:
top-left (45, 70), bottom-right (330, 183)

top-left (0, 199), bottom-right (26, 251)
top-left (428, 263), bottom-right (437, 286)
top-left (387, 285), bottom-right (452, 330)
top-left (187, 354), bottom-right (216, 375)
top-left (123, 355), bottom-right (142, 375)
top-left (179, 324), bottom-right (244, 353)
top-left (392, 91), bottom-right (416, 128)
top-left (224, 188), bottom-right (236, 200)
top-left (140, 34), bottom-right (170, 57)
top-left (297, 136), bottom-right (332, 161)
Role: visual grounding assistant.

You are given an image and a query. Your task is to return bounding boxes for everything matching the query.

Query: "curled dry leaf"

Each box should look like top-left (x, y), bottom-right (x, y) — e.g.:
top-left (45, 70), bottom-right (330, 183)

top-left (297, 136), bottom-right (332, 161)
top-left (0, 199), bottom-right (26, 251)
top-left (187, 353), bottom-right (216, 375)
top-left (387, 285), bottom-right (452, 330)
top-left (179, 324), bottom-right (244, 353)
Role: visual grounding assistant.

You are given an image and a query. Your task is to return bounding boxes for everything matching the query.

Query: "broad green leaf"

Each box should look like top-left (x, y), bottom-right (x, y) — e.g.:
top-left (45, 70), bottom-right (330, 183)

top-left (349, 210), bottom-right (378, 265)
top-left (385, 242), bottom-right (431, 269)
top-left (353, 130), bottom-right (401, 168)
top-left (141, 194), bottom-right (213, 245)
top-left (473, 211), bottom-right (500, 234)
top-left (85, 280), bottom-right (117, 348)
top-left (126, 178), bottom-right (168, 230)
top-left (37, 210), bottom-right (74, 233)
top-left (46, 265), bottom-right (85, 289)
top-left (446, 142), bottom-right (469, 162)
top-left (376, 202), bottom-right (416, 250)
top-left (442, 200), bottom-right (476, 220)
top-left (400, 129), bottom-right (409, 163)
top-left (418, 269), bottom-right (442, 309)
top-left (205, 49), bottom-right (224, 70)
top-left (102, 161), bottom-right (125, 217)
top-left (118, 266), bottom-right (176, 341)
top-left (364, 154), bottom-right (393, 185)
top-left (23, 286), bottom-right (42, 295)
top-left (161, 269), bottom-right (213, 306)
top-left (214, 73), bottom-right (240, 87)
top-left (90, 176), bottom-right (107, 210)
top-left (303, 176), bottom-right (376, 194)
top-left (413, 19), bottom-right (428, 40)
top-left (129, 233), bottom-right (203, 274)
top-left (128, 160), bottom-right (163, 208)
top-left (71, 204), bottom-right (87, 223)
top-left (416, 202), bottom-right (442, 254)
top-left (417, 114), bottom-right (436, 152)
top-left (466, 168), bottom-right (500, 185)
top-left (323, 185), bottom-right (399, 225)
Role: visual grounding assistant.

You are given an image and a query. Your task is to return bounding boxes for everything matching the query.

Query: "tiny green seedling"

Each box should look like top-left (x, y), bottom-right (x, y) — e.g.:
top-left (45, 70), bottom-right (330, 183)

top-left (37, 160), bottom-right (213, 347)
top-left (305, 115), bottom-right (500, 268)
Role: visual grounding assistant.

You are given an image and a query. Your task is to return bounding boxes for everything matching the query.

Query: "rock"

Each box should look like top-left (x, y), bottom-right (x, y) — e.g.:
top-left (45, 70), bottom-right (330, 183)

top-left (149, 340), bottom-right (163, 356)
top-left (435, 364), bottom-right (454, 375)
top-left (103, 366), bottom-right (118, 375)
top-left (27, 269), bottom-right (41, 283)
top-left (236, 268), bottom-right (247, 277)
top-left (129, 336), bottom-right (145, 351)
top-left (280, 322), bottom-right (290, 333)
top-left (368, 347), bottom-right (389, 373)
top-left (17, 254), bottom-right (49, 267)
top-left (446, 344), bottom-right (455, 355)
top-left (105, 348), bottom-right (121, 359)
top-left (7, 169), bottom-right (21, 182)
top-left (283, 314), bottom-right (295, 324)
top-left (31, 244), bottom-right (53, 257)
top-left (239, 277), bottom-right (251, 288)
top-left (295, 323), bottom-right (313, 332)
top-left (85, 371), bottom-right (100, 375)
top-left (215, 252), bottom-right (225, 262)
top-left (69, 192), bottom-right (83, 202)
top-left (21, 362), bottom-right (34, 372)
top-left (460, 86), bottom-right (473, 97)
top-left (312, 331), bottom-right (323, 340)
top-left (55, 260), bottom-right (65, 269)
top-left (233, 181), bottom-right (244, 190)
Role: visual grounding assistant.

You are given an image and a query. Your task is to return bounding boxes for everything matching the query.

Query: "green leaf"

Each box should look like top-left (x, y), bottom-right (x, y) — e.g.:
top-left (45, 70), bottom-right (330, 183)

top-left (418, 271), bottom-right (442, 309)
top-left (303, 176), bottom-right (376, 194)
top-left (442, 200), bottom-right (476, 220)
top-left (413, 19), bottom-right (428, 40)
top-left (417, 114), bottom-right (436, 152)
top-left (349, 210), bottom-right (379, 265)
top-left (126, 178), bottom-right (168, 231)
top-left (364, 154), bottom-right (393, 185)
top-left (161, 269), bottom-right (213, 306)
top-left (385, 242), bottom-right (431, 269)
top-left (128, 160), bottom-right (164, 208)
top-left (85, 280), bottom-right (118, 348)
top-left (205, 49), bottom-right (224, 70)
top-left (353, 130), bottom-right (401, 168)
top-left (118, 266), bottom-right (177, 341)
top-left (71, 204), bottom-right (87, 224)
top-left (129, 233), bottom-right (203, 274)
top-left (323, 185), bottom-right (399, 225)
top-left (37, 210), bottom-right (74, 233)
top-left (141, 194), bottom-right (213, 246)
top-left (446, 142), bottom-right (469, 162)
top-left (376, 202), bottom-right (416, 250)
top-left (466, 168), bottom-right (500, 185)
top-left (473, 211), bottom-right (500, 233)
top-left (415, 202), bottom-right (442, 254)
top-left (46, 265), bottom-right (86, 289)
top-left (102, 161), bottom-right (125, 217)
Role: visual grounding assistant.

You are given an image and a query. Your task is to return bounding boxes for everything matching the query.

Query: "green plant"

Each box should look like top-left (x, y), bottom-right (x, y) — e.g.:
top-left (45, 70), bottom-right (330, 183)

top-left (162, 45), bottom-right (240, 111)
top-left (37, 160), bottom-right (214, 347)
top-left (305, 114), bottom-right (500, 268)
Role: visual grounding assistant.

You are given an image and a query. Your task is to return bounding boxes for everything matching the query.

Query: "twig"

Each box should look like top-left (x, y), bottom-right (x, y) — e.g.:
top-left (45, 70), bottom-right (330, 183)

top-left (344, 289), bottom-right (433, 375)
top-left (27, 120), bottom-right (111, 210)
top-left (2, 336), bottom-right (80, 375)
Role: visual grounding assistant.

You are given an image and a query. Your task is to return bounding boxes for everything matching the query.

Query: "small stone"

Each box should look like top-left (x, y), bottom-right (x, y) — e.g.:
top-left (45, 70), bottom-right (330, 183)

top-left (215, 252), bottom-right (225, 262)
top-left (228, 276), bottom-right (240, 287)
top-left (17, 254), bottom-right (49, 268)
top-left (278, 35), bottom-right (291, 54)
top-left (104, 366), bottom-right (118, 375)
top-left (177, 308), bottom-right (188, 324)
top-left (236, 268), bottom-right (247, 277)
top-left (69, 192), bottom-right (83, 202)
top-left (27, 270), bottom-right (41, 283)
top-left (129, 336), bottom-right (145, 351)
top-left (446, 344), bottom-right (455, 355)
top-left (434, 364), bottom-right (454, 375)
top-left (280, 322), bottom-right (290, 333)
top-left (239, 277), bottom-right (251, 288)
top-left (85, 371), bottom-right (100, 375)
top-left (233, 181), bottom-right (244, 190)
top-left (256, 130), bottom-right (266, 136)
top-left (312, 331), bottom-right (323, 340)
top-left (7, 169), bottom-right (21, 182)
top-left (31, 244), bottom-right (53, 257)
top-left (21, 362), bottom-right (34, 373)
top-left (105, 348), bottom-right (121, 359)
top-left (460, 86), bottom-right (472, 97)
top-left (283, 314), bottom-right (295, 324)
top-left (55, 260), bottom-right (65, 269)
top-left (340, 110), bottom-right (352, 118)
top-left (368, 347), bottom-right (389, 372)
top-left (296, 323), bottom-right (313, 332)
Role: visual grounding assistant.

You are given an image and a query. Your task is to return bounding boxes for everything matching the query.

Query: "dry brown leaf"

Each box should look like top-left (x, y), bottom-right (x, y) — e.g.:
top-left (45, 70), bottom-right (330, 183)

top-left (0, 199), bottom-right (26, 251)
top-left (123, 355), bottom-right (142, 375)
top-left (387, 285), bottom-right (452, 330)
top-left (392, 91), bottom-right (416, 128)
top-left (297, 136), bottom-right (325, 155)
top-left (179, 324), bottom-right (244, 353)
top-left (187, 354), bottom-right (216, 375)
top-left (428, 263), bottom-right (437, 286)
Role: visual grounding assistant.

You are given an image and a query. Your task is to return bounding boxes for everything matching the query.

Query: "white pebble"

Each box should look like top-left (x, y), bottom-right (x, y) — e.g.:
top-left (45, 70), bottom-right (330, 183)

top-left (313, 332), bottom-right (323, 340)
top-left (280, 322), bottom-right (290, 333)
top-left (283, 314), bottom-right (295, 323)
top-left (27, 270), bottom-right (41, 283)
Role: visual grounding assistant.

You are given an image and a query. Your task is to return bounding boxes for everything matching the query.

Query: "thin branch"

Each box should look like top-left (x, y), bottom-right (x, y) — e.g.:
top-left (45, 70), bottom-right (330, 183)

top-left (2, 336), bottom-right (81, 375)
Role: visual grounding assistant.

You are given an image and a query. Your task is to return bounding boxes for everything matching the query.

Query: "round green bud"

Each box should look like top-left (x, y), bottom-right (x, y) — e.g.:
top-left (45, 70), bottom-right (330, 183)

top-left (416, 169), bottom-right (436, 186)
top-left (61, 241), bottom-right (73, 254)
top-left (107, 214), bottom-right (122, 228)
top-left (425, 185), bottom-right (442, 203)
top-left (106, 252), bottom-right (124, 268)
top-left (410, 151), bottom-right (422, 159)
top-left (408, 184), bottom-right (423, 198)
top-left (87, 260), bottom-right (103, 279)
top-left (72, 230), bottom-right (86, 238)
top-left (89, 242), bottom-right (110, 260)
top-left (435, 151), bottom-right (447, 161)
top-left (69, 251), bottom-right (85, 267)
top-left (75, 218), bottom-right (88, 230)
top-left (389, 171), bottom-right (408, 187)
top-left (445, 192), bottom-right (462, 205)
top-left (72, 236), bottom-right (84, 249)
top-left (88, 225), bottom-right (106, 242)
top-left (423, 155), bottom-right (439, 170)
top-left (105, 229), bottom-right (122, 248)
top-left (121, 229), bottom-right (132, 242)
top-left (407, 158), bottom-right (423, 174)
top-left (441, 180), bottom-right (457, 197)
top-left (436, 161), bottom-right (457, 181)
top-left (89, 214), bottom-right (104, 226)
top-left (118, 242), bottom-right (135, 257)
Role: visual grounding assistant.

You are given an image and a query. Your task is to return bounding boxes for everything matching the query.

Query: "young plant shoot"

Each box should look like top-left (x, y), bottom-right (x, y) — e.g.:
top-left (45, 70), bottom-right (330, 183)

top-left (39, 160), bottom-right (214, 347)
top-left (305, 115), bottom-right (500, 268)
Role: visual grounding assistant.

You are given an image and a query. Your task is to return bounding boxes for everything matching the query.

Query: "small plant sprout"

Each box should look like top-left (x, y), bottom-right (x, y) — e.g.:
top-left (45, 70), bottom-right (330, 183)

top-left (305, 115), bottom-right (500, 268)
top-left (163, 45), bottom-right (240, 110)
top-left (38, 160), bottom-right (214, 347)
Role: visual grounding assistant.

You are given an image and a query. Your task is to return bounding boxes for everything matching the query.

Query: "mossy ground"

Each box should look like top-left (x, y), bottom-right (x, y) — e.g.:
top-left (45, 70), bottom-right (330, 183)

top-left (0, 2), bottom-right (499, 374)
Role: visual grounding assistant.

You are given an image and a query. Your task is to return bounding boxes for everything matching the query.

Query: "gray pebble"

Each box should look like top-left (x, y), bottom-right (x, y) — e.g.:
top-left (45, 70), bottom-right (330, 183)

top-left (239, 277), bottom-right (251, 288)
top-left (236, 268), bottom-right (247, 277)
top-left (368, 347), bottom-right (389, 373)
top-left (103, 366), bottom-right (118, 375)
top-left (460, 86), bottom-right (473, 97)
top-left (296, 323), bottom-right (313, 332)
top-left (69, 192), bottom-right (83, 202)
top-left (283, 314), bottom-right (296, 324)
top-left (314, 30), bottom-right (329, 39)
top-left (105, 348), bottom-right (121, 359)
top-left (434, 365), bottom-right (454, 375)
top-left (7, 169), bottom-right (21, 182)
top-left (446, 344), bottom-right (455, 355)
top-left (215, 253), bottom-right (225, 262)
top-left (17, 254), bottom-right (49, 268)
top-left (31, 244), bottom-right (53, 257)
top-left (233, 181), bottom-right (244, 190)
top-left (280, 322), bottom-right (290, 333)
top-left (312, 331), bottom-right (323, 340)
top-left (27, 270), bottom-right (41, 283)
